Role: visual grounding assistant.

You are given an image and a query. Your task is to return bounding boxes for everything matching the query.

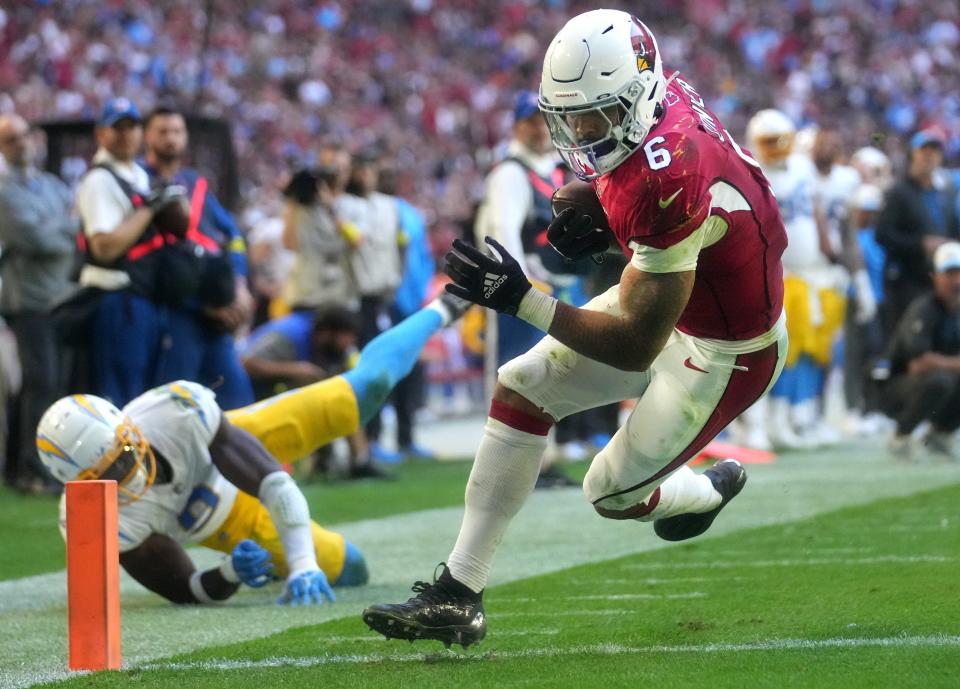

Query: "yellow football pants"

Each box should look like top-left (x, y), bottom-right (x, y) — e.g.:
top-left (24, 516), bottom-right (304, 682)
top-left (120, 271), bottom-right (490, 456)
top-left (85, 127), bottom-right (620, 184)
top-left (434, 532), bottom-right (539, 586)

top-left (200, 376), bottom-right (361, 580)
top-left (782, 274), bottom-right (846, 367)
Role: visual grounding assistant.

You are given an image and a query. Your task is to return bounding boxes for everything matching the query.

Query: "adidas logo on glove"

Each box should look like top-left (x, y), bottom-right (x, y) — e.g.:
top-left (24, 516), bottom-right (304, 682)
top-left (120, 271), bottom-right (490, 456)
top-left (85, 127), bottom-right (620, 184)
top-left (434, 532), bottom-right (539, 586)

top-left (483, 273), bottom-right (506, 299)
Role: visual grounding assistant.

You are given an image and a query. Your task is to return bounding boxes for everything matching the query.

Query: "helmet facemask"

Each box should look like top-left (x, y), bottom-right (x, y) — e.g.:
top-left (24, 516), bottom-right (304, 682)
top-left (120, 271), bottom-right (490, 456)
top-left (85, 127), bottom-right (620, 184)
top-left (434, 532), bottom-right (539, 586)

top-left (76, 418), bottom-right (157, 504)
top-left (541, 78), bottom-right (652, 181)
top-left (752, 133), bottom-right (795, 167)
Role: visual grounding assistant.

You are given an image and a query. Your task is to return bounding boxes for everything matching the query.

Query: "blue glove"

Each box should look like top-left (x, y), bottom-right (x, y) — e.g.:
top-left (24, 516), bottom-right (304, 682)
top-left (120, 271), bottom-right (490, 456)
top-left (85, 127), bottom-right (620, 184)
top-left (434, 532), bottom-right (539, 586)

top-left (229, 539), bottom-right (274, 588)
top-left (443, 237), bottom-right (532, 316)
top-left (278, 568), bottom-right (336, 606)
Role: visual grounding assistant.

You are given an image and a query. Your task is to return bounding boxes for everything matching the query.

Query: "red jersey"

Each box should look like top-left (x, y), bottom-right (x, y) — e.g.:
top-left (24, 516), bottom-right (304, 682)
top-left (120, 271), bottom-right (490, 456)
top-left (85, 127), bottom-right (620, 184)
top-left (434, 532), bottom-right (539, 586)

top-left (594, 74), bottom-right (786, 341)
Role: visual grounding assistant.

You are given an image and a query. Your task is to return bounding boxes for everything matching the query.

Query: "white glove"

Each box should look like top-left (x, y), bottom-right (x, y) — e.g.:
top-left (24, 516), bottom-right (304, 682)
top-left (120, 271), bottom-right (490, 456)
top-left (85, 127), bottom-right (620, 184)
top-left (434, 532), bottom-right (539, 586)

top-left (853, 269), bottom-right (877, 325)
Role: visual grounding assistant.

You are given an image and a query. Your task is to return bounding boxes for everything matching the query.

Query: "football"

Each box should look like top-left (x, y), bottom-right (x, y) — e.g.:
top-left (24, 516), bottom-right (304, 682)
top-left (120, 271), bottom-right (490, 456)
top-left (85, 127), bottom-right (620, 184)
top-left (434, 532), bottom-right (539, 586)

top-left (550, 180), bottom-right (611, 233)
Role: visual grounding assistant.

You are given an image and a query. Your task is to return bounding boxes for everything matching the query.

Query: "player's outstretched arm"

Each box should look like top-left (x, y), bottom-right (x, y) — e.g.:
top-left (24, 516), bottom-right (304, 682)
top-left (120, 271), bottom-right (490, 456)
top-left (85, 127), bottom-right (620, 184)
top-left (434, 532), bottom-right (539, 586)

top-left (208, 416), bottom-right (335, 606)
top-left (119, 533), bottom-right (241, 604)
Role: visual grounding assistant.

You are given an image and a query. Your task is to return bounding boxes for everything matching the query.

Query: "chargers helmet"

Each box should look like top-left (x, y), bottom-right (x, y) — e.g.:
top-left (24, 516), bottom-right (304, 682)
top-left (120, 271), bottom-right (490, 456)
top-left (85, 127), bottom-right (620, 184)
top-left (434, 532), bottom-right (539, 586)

top-left (539, 9), bottom-right (666, 180)
top-left (36, 394), bottom-right (156, 503)
top-left (746, 109), bottom-right (796, 166)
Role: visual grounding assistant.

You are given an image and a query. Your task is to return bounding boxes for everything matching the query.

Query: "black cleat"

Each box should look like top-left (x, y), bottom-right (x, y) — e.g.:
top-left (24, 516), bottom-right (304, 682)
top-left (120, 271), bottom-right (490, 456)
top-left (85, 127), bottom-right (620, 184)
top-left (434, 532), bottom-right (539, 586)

top-left (362, 565), bottom-right (486, 648)
top-left (653, 459), bottom-right (747, 542)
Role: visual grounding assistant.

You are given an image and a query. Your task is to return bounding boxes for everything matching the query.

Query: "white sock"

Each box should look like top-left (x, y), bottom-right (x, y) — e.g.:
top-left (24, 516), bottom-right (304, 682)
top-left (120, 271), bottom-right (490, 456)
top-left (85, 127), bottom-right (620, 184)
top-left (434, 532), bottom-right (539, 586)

top-left (639, 465), bottom-right (720, 522)
top-left (447, 418), bottom-right (547, 592)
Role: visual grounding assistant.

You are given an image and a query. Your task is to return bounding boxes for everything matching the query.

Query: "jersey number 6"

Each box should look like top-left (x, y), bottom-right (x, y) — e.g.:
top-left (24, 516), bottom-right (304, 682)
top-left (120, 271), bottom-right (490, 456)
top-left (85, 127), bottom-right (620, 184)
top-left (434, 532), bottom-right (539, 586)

top-left (643, 136), bottom-right (672, 170)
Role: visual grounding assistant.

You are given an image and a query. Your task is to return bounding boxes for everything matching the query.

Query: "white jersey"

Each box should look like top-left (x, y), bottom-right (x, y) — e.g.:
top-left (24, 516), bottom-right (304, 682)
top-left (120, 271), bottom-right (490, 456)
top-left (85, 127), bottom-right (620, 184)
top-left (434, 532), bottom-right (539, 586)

top-left (58, 381), bottom-right (236, 553)
top-left (763, 153), bottom-right (826, 278)
top-left (814, 163), bottom-right (862, 255)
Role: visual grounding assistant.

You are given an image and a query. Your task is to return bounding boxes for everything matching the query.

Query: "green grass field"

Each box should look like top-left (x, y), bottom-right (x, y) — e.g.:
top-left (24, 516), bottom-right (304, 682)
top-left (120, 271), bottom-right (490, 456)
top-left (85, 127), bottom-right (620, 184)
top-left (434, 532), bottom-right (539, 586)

top-left (3, 445), bottom-right (960, 689)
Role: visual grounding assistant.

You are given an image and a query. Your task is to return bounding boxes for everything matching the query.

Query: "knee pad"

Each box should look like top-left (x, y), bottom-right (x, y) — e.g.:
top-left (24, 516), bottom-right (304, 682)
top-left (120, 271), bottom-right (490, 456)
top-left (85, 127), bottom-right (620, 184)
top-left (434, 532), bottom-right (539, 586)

top-left (333, 540), bottom-right (369, 587)
top-left (498, 347), bottom-right (574, 419)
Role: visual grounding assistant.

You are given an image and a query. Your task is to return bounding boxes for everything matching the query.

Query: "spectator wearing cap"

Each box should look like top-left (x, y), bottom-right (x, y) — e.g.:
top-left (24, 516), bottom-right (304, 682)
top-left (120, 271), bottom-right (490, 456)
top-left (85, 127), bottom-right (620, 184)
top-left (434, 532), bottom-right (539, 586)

top-left (74, 98), bottom-right (192, 404)
top-left (876, 128), bottom-right (960, 330)
top-left (880, 242), bottom-right (960, 461)
top-left (474, 91), bottom-right (563, 370)
top-left (141, 105), bottom-right (255, 408)
top-left (0, 114), bottom-right (77, 493)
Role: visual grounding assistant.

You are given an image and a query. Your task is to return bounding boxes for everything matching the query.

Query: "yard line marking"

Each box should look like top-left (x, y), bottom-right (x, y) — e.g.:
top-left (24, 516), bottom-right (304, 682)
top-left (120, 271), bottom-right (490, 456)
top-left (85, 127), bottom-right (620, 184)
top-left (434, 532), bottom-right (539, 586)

top-left (569, 593), bottom-right (706, 601)
top-left (323, 629), bottom-right (560, 643)
top-left (622, 555), bottom-right (954, 571)
top-left (497, 592), bottom-right (705, 603)
top-left (589, 577), bottom-right (726, 585)
top-left (498, 593), bottom-right (709, 604)
top-left (139, 634), bottom-right (960, 671)
top-left (498, 610), bottom-right (643, 617)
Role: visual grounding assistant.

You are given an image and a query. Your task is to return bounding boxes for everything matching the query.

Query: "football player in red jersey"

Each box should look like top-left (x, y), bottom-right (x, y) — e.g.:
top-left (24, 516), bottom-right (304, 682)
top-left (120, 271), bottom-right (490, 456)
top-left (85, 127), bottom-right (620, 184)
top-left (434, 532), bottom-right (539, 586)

top-left (363, 9), bottom-right (788, 648)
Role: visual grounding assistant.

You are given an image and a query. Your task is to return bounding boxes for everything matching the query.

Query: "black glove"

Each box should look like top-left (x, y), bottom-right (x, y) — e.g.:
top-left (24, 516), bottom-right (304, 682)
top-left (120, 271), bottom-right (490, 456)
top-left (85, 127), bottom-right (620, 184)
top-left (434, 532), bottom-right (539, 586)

top-left (546, 206), bottom-right (611, 262)
top-left (443, 237), bottom-right (531, 316)
top-left (144, 184), bottom-right (188, 213)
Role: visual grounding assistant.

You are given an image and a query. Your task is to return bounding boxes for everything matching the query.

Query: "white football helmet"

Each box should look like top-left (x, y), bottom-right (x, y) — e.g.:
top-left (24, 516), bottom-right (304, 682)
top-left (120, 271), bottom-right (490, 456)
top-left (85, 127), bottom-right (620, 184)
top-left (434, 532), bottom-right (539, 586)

top-left (539, 9), bottom-right (666, 180)
top-left (851, 146), bottom-right (892, 188)
top-left (36, 394), bottom-right (156, 503)
top-left (746, 109), bottom-right (796, 166)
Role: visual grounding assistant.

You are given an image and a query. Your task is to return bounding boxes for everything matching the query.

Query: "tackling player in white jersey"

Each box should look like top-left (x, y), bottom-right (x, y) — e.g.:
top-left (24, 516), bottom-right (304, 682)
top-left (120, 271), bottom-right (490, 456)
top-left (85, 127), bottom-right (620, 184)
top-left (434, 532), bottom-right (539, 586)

top-left (37, 292), bottom-right (469, 605)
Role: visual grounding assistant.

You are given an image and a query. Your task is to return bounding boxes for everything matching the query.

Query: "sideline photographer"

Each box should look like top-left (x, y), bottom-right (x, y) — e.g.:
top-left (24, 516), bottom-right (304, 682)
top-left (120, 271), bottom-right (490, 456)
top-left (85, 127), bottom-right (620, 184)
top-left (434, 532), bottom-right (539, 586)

top-left (281, 162), bottom-right (357, 312)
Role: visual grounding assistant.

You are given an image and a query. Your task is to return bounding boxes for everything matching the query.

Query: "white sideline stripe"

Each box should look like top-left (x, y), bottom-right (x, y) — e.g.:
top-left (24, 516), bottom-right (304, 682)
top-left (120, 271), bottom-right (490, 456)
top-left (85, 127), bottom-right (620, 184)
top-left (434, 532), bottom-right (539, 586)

top-left (499, 610), bottom-right (643, 617)
top-left (323, 630), bottom-right (560, 643)
top-left (139, 635), bottom-right (960, 671)
top-left (622, 555), bottom-right (955, 571)
top-left (499, 592), bottom-right (705, 603)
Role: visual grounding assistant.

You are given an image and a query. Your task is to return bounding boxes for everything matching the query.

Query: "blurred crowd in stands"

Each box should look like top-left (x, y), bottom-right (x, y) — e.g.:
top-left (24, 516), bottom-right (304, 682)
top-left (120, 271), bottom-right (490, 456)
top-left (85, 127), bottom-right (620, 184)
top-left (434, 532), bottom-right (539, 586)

top-left (1, 0), bottom-right (960, 493)
top-left (3, 0), bottom-right (959, 222)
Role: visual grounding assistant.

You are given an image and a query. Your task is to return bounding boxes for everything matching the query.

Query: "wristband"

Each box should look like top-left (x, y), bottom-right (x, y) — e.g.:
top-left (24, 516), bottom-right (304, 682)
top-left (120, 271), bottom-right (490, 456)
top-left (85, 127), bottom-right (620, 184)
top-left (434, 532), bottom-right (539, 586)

top-left (219, 557), bottom-right (241, 584)
top-left (189, 570), bottom-right (215, 604)
top-left (517, 289), bottom-right (558, 333)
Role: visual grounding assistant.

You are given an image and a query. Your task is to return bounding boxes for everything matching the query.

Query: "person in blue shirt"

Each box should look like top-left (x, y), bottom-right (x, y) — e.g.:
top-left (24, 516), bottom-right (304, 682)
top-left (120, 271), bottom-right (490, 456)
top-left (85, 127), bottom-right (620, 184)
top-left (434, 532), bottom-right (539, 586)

top-left (242, 306), bottom-right (393, 480)
top-left (142, 105), bottom-right (254, 409)
top-left (876, 129), bottom-right (959, 330)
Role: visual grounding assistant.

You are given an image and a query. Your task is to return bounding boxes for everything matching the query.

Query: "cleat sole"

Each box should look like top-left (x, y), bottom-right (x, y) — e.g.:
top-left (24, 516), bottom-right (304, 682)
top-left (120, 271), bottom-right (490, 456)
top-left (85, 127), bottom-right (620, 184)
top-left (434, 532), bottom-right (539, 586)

top-left (362, 610), bottom-right (485, 649)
